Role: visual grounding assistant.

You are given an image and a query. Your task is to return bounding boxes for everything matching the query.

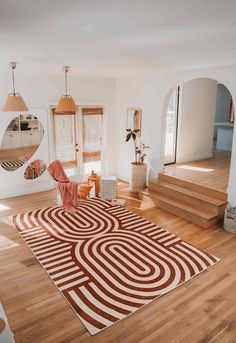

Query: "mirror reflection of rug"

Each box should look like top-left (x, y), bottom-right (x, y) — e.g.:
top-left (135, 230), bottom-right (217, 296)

top-left (0, 158), bottom-right (25, 171)
top-left (0, 303), bottom-right (15, 343)
top-left (10, 198), bottom-right (220, 335)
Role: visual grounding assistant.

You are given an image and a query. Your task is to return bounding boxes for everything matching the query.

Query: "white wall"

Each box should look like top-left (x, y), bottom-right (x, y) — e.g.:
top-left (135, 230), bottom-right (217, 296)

top-left (215, 84), bottom-right (231, 123)
top-left (176, 78), bottom-right (217, 163)
top-left (2, 64), bottom-right (236, 207)
top-left (115, 65), bottom-right (236, 206)
top-left (0, 72), bottom-right (117, 198)
top-left (116, 76), bottom-right (170, 182)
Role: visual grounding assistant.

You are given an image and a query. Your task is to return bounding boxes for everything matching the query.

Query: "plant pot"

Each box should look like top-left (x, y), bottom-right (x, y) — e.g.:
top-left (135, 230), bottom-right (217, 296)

top-left (129, 162), bottom-right (147, 193)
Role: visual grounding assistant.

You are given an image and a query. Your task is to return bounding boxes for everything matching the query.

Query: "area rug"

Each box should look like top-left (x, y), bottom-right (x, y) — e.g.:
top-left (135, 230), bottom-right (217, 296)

top-left (10, 198), bottom-right (219, 335)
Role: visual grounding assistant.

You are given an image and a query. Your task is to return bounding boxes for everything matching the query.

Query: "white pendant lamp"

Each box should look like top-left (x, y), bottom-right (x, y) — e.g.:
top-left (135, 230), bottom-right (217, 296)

top-left (2, 62), bottom-right (28, 112)
top-left (55, 66), bottom-right (77, 114)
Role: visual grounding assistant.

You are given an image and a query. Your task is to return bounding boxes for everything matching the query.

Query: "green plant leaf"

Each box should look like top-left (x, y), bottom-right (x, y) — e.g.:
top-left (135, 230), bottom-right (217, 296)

top-left (126, 132), bottom-right (132, 142)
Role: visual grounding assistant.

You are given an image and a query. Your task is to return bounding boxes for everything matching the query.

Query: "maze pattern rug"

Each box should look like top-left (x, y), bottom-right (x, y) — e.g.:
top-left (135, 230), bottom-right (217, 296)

top-left (10, 198), bottom-right (219, 335)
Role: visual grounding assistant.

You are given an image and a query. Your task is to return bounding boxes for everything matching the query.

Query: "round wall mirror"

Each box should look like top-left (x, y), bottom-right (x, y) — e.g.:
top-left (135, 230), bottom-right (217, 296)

top-left (24, 159), bottom-right (46, 179)
top-left (0, 114), bottom-right (44, 171)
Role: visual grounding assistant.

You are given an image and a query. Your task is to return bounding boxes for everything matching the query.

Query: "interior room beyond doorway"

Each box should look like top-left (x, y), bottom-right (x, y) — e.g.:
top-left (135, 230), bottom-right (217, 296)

top-left (163, 78), bottom-right (234, 193)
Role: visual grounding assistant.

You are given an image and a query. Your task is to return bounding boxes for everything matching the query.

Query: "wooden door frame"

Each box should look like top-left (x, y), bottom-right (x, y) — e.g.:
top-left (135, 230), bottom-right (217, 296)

top-left (164, 86), bottom-right (180, 166)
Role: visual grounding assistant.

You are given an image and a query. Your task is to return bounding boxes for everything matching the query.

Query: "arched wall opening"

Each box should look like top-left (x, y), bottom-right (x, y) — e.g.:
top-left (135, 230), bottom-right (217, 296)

top-left (161, 77), bottom-right (234, 194)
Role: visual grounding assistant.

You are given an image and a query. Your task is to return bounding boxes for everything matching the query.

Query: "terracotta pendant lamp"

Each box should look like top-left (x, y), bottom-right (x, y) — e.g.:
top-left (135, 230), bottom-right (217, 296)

top-left (55, 66), bottom-right (77, 114)
top-left (2, 62), bottom-right (28, 112)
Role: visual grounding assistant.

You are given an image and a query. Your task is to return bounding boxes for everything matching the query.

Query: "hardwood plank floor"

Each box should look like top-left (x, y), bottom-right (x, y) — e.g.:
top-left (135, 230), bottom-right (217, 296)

top-left (0, 182), bottom-right (236, 343)
top-left (0, 145), bottom-right (39, 162)
top-left (163, 150), bottom-right (231, 192)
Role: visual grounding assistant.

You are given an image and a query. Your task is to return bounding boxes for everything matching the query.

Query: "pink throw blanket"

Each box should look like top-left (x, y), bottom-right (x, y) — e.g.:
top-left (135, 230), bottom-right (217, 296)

top-left (33, 160), bottom-right (42, 177)
top-left (48, 160), bottom-right (78, 213)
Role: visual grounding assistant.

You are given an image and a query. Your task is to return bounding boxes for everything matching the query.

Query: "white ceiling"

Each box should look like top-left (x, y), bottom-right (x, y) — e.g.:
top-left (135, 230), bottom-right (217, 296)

top-left (0, 0), bottom-right (236, 76)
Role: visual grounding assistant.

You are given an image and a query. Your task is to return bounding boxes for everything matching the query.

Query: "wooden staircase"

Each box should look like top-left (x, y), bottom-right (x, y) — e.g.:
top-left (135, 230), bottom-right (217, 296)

top-left (139, 173), bottom-right (228, 228)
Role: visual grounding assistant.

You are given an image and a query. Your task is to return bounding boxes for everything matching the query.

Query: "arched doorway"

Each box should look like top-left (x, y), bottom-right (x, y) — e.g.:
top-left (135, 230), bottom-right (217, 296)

top-left (162, 77), bottom-right (234, 193)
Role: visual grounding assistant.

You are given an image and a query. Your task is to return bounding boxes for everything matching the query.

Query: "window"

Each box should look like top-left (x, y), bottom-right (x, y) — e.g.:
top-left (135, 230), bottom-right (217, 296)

top-left (53, 111), bottom-right (77, 164)
top-left (82, 108), bottom-right (103, 173)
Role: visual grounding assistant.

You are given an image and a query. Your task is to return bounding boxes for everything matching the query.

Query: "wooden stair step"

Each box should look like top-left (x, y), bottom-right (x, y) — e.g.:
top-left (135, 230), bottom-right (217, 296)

top-left (141, 189), bottom-right (216, 219)
top-left (157, 173), bottom-right (227, 202)
top-left (148, 179), bottom-right (227, 207)
top-left (140, 189), bottom-right (221, 229)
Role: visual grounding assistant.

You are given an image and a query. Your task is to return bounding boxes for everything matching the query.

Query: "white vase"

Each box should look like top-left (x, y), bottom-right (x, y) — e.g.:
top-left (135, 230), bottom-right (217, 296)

top-left (129, 163), bottom-right (147, 193)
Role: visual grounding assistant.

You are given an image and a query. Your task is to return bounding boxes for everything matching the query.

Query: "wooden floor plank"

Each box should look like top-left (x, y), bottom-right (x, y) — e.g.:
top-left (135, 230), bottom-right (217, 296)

top-left (163, 150), bottom-right (231, 192)
top-left (0, 182), bottom-right (236, 342)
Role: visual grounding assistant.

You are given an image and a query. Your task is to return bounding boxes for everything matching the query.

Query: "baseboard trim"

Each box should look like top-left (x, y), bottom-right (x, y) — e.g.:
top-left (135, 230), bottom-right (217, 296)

top-left (0, 180), bottom-right (54, 199)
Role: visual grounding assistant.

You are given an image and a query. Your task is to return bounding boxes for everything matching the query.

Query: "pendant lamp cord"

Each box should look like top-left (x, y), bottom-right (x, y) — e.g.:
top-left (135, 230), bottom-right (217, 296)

top-left (12, 64), bottom-right (16, 95)
top-left (64, 67), bottom-right (68, 96)
top-left (65, 69), bottom-right (67, 95)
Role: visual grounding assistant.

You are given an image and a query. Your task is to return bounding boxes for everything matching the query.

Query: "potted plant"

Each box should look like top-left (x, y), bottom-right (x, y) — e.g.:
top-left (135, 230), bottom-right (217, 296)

top-left (126, 129), bottom-right (150, 193)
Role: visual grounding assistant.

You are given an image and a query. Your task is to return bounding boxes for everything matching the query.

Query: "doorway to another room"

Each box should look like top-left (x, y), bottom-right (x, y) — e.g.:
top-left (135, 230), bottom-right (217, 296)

top-left (164, 87), bottom-right (179, 165)
top-left (163, 78), bottom-right (234, 193)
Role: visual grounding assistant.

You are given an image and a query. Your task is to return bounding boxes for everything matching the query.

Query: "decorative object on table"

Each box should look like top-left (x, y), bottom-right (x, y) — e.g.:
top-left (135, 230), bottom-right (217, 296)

top-left (55, 66), bottom-right (77, 114)
top-left (100, 176), bottom-right (117, 201)
top-left (0, 303), bottom-right (15, 342)
top-left (126, 128), bottom-right (150, 193)
top-left (2, 62), bottom-right (28, 112)
top-left (88, 172), bottom-right (101, 197)
top-left (11, 197), bottom-right (219, 336)
top-left (224, 204), bottom-right (236, 233)
top-left (126, 108), bottom-right (142, 136)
